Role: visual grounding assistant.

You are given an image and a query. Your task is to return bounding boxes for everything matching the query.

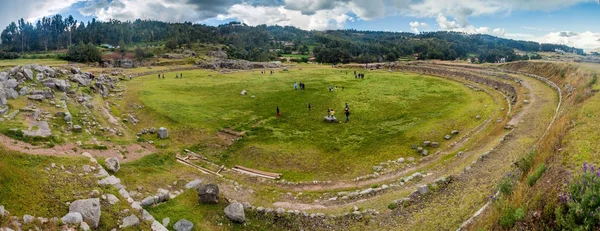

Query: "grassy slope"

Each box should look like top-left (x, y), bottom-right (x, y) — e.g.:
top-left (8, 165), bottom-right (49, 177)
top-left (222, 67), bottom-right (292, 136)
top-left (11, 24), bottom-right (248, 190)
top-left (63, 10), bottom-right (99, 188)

top-left (0, 59), bottom-right (67, 68)
top-left (121, 67), bottom-right (493, 181)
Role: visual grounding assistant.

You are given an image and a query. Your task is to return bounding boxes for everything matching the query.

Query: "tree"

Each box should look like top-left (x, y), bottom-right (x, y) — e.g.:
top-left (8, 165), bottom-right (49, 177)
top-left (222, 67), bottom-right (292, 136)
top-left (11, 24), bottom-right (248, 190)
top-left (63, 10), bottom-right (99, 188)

top-left (135, 47), bottom-right (146, 61)
top-left (299, 45), bottom-right (309, 54)
top-left (165, 39), bottom-right (177, 50)
top-left (385, 52), bottom-right (397, 62)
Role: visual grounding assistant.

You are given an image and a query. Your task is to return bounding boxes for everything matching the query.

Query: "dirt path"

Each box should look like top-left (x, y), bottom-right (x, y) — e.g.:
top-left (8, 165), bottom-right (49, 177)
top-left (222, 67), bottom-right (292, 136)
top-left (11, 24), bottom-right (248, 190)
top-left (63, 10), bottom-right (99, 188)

top-left (0, 134), bottom-right (157, 162)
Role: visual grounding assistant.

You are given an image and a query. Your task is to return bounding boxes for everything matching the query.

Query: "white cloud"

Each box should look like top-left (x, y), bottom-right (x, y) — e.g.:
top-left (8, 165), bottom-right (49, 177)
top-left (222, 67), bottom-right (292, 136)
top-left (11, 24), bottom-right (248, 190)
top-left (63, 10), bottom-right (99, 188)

top-left (409, 21), bottom-right (428, 28)
top-left (0, 0), bottom-right (82, 27)
top-left (221, 4), bottom-right (353, 30)
top-left (435, 14), bottom-right (505, 37)
top-left (536, 31), bottom-right (600, 50)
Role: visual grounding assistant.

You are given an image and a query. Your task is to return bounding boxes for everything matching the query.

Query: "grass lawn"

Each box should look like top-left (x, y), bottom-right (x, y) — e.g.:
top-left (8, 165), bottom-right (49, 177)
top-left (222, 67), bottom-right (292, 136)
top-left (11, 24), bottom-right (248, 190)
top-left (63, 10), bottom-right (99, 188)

top-left (121, 66), bottom-right (494, 181)
top-left (0, 58), bottom-right (67, 68)
top-left (280, 54), bottom-right (309, 59)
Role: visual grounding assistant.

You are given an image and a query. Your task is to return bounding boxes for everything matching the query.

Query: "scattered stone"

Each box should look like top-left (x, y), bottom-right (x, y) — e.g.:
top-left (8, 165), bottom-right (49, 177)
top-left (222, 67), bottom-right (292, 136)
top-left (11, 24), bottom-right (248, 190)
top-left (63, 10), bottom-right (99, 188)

top-left (407, 157), bottom-right (415, 162)
top-left (61, 212), bottom-right (83, 224)
top-left (141, 196), bottom-right (155, 207)
top-left (98, 175), bottom-right (121, 186)
top-left (422, 150), bottom-right (428, 156)
top-left (373, 166), bottom-right (382, 172)
top-left (162, 217), bottom-right (170, 227)
top-left (80, 221), bottom-right (90, 231)
top-left (185, 179), bottom-right (203, 189)
top-left (89, 190), bottom-right (100, 198)
top-left (444, 135), bottom-right (451, 140)
top-left (417, 147), bottom-right (423, 153)
top-left (69, 198), bottom-right (101, 228)
top-left (197, 184), bottom-right (219, 204)
top-left (82, 165), bottom-right (92, 173)
top-left (142, 210), bottom-right (155, 222)
top-left (476, 115), bottom-right (481, 120)
top-left (23, 214), bottom-right (34, 224)
top-left (104, 157), bottom-right (120, 173)
top-left (451, 130), bottom-right (459, 135)
top-left (431, 142), bottom-right (439, 148)
top-left (397, 158), bottom-right (405, 163)
top-left (121, 215), bottom-right (140, 229)
top-left (423, 141), bottom-right (431, 146)
top-left (106, 194), bottom-right (119, 205)
top-left (417, 185), bottom-right (429, 195)
top-left (0, 205), bottom-right (5, 217)
top-left (224, 202), bottom-right (246, 223)
top-left (73, 125), bottom-right (83, 132)
top-left (173, 219), bottom-right (194, 231)
top-left (240, 90), bottom-right (247, 95)
top-left (151, 220), bottom-right (169, 231)
top-left (158, 127), bottom-right (168, 139)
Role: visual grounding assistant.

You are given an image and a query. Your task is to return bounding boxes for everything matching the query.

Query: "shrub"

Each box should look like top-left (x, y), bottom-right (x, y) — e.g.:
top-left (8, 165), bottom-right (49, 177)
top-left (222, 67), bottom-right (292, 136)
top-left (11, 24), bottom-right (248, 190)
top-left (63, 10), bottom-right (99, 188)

top-left (589, 74), bottom-right (598, 87)
top-left (499, 172), bottom-right (518, 196)
top-left (556, 162), bottom-right (600, 230)
top-left (516, 151), bottom-right (535, 173)
top-left (527, 164), bottom-right (547, 186)
top-left (498, 205), bottom-right (525, 229)
top-left (387, 202), bottom-right (398, 210)
top-left (65, 41), bottom-right (102, 63)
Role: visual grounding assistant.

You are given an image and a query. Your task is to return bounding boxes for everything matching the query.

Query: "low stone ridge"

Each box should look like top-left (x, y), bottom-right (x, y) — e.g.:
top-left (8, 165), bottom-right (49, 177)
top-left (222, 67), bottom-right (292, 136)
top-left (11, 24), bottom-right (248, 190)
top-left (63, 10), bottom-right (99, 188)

top-left (69, 198), bottom-right (101, 228)
top-left (185, 179), bottom-right (203, 189)
top-left (197, 184), bottom-right (219, 204)
top-left (224, 202), bottom-right (246, 223)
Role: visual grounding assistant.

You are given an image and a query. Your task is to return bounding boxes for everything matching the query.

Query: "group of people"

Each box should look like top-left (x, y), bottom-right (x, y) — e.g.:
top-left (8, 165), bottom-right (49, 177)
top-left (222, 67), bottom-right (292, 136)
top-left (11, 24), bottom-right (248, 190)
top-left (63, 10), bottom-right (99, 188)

top-left (157, 73), bottom-right (183, 79)
top-left (261, 70), bottom-right (275, 75)
top-left (328, 85), bottom-right (344, 92)
top-left (294, 82), bottom-right (306, 90)
top-left (326, 103), bottom-right (351, 122)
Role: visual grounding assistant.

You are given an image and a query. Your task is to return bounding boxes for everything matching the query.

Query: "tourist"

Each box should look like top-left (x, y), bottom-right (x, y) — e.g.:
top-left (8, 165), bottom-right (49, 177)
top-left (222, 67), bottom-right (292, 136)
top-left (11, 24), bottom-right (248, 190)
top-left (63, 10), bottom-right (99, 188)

top-left (294, 82), bottom-right (298, 90)
top-left (345, 103), bottom-right (349, 109)
top-left (277, 106), bottom-right (280, 117)
top-left (162, 74), bottom-right (165, 79)
top-left (342, 86), bottom-right (345, 91)
top-left (327, 108), bottom-right (331, 118)
top-left (330, 109), bottom-right (335, 118)
top-left (181, 73), bottom-right (183, 78)
top-left (176, 73), bottom-right (179, 78)
top-left (308, 103), bottom-right (312, 111)
top-left (129, 74), bottom-right (132, 80)
top-left (158, 74), bottom-right (161, 79)
top-left (344, 108), bottom-right (350, 122)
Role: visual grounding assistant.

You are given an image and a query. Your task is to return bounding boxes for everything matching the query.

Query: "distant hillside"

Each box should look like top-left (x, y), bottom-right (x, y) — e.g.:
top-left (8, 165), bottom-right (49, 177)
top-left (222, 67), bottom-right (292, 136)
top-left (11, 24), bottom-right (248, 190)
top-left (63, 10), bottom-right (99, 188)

top-left (0, 15), bottom-right (584, 63)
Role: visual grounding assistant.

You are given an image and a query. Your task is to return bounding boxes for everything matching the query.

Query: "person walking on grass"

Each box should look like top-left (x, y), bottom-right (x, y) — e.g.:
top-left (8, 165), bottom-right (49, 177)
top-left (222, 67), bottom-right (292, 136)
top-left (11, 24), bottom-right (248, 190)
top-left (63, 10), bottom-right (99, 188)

top-left (180, 73), bottom-right (183, 78)
top-left (308, 103), bottom-right (312, 111)
top-left (345, 103), bottom-right (349, 110)
top-left (344, 108), bottom-right (350, 123)
top-left (294, 82), bottom-right (298, 90)
top-left (327, 108), bottom-right (331, 118)
top-left (330, 108), bottom-right (335, 118)
top-left (158, 74), bottom-right (161, 79)
top-left (277, 106), bottom-right (280, 117)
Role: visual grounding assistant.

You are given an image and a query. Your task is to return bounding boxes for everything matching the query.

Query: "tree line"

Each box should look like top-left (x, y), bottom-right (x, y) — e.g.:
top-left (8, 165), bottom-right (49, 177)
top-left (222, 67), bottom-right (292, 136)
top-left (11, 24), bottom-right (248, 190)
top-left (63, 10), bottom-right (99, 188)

top-left (0, 15), bottom-right (585, 64)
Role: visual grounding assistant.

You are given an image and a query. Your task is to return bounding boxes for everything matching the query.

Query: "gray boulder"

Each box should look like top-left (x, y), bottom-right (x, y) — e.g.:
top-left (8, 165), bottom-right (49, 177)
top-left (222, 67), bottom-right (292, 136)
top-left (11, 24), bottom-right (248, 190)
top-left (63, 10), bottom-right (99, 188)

top-left (197, 184), bottom-right (219, 204)
top-left (151, 220), bottom-right (169, 231)
top-left (73, 125), bottom-right (83, 132)
top-left (41, 78), bottom-right (56, 88)
top-left (155, 188), bottom-right (169, 203)
top-left (23, 69), bottom-right (33, 80)
top-left (224, 202), bottom-right (246, 223)
top-left (19, 86), bottom-right (29, 96)
top-left (5, 79), bottom-right (18, 89)
top-left (72, 74), bottom-right (91, 86)
top-left (121, 214), bottom-right (139, 228)
top-left (61, 212), bottom-right (83, 224)
top-left (36, 73), bottom-right (44, 80)
top-left (105, 157), bottom-right (120, 173)
top-left (69, 198), bottom-right (101, 228)
top-left (64, 113), bottom-right (72, 122)
top-left (54, 79), bottom-right (71, 92)
top-left (5, 88), bottom-right (18, 99)
top-left (23, 214), bottom-right (35, 224)
top-left (162, 217), bottom-right (170, 227)
top-left (98, 175), bottom-right (121, 186)
top-left (0, 205), bottom-right (5, 217)
top-left (173, 219), bottom-right (194, 231)
top-left (158, 127), bottom-right (168, 139)
top-left (0, 72), bottom-right (8, 81)
top-left (185, 179), bottom-right (203, 189)
top-left (141, 196), bottom-right (155, 207)
top-left (142, 209), bottom-right (155, 222)
top-left (106, 194), bottom-right (119, 205)
top-left (418, 185), bottom-right (429, 195)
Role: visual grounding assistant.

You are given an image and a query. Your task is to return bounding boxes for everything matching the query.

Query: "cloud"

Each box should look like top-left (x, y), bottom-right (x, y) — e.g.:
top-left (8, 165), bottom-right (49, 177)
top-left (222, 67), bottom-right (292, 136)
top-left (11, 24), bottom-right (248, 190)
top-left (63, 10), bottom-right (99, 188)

top-left (536, 31), bottom-right (600, 50)
top-left (0, 0), bottom-right (82, 28)
top-left (409, 21), bottom-right (428, 33)
top-left (435, 14), bottom-right (505, 37)
top-left (220, 3), bottom-right (354, 30)
top-left (78, 0), bottom-right (240, 22)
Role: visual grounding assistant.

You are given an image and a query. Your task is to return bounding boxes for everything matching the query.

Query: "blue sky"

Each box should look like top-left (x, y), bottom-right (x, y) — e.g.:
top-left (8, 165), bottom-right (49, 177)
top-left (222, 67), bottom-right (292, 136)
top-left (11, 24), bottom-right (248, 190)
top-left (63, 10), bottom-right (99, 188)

top-left (1, 0), bottom-right (599, 50)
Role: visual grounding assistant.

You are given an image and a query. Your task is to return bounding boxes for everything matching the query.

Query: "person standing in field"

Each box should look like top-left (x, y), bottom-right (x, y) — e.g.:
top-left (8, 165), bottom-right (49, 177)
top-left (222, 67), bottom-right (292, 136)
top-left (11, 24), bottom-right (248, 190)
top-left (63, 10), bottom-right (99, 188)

top-left (277, 106), bottom-right (280, 117)
top-left (344, 108), bottom-right (350, 123)
top-left (345, 103), bottom-right (349, 109)
top-left (181, 73), bottom-right (183, 78)
top-left (327, 108), bottom-right (331, 118)
top-left (158, 74), bottom-right (161, 79)
top-left (330, 108), bottom-right (335, 118)
top-left (308, 103), bottom-right (312, 111)
top-left (294, 82), bottom-right (298, 90)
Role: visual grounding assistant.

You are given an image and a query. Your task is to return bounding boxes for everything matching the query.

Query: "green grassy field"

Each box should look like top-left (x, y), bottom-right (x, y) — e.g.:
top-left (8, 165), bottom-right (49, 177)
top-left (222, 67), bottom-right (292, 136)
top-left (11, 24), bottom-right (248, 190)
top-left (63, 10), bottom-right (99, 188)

top-left (122, 67), bottom-right (494, 181)
top-left (0, 58), bottom-right (67, 67)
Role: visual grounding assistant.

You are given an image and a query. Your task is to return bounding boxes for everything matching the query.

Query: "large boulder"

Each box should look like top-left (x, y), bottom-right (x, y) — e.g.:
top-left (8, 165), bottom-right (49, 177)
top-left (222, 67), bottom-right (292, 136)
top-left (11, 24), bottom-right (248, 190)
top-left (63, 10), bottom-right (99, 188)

top-left (197, 184), bottom-right (219, 204)
top-left (155, 188), bottom-right (169, 203)
top-left (18, 86), bottom-right (29, 96)
top-left (105, 157), bottom-right (120, 173)
top-left (69, 198), bottom-right (101, 228)
top-left (5, 88), bottom-right (18, 99)
top-left (71, 74), bottom-right (91, 86)
top-left (141, 196), bottom-right (155, 207)
top-left (5, 79), bottom-right (18, 89)
top-left (185, 179), bottom-right (203, 189)
top-left (151, 220), bottom-right (169, 231)
top-left (158, 127), bottom-right (168, 139)
top-left (224, 202), bottom-right (246, 223)
top-left (98, 175), bottom-right (121, 186)
top-left (23, 68), bottom-right (33, 80)
top-left (61, 212), bottom-right (83, 224)
top-left (54, 79), bottom-right (71, 92)
top-left (41, 78), bottom-right (56, 88)
top-left (173, 219), bottom-right (194, 231)
top-left (0, 72), bottom-right (8, 82)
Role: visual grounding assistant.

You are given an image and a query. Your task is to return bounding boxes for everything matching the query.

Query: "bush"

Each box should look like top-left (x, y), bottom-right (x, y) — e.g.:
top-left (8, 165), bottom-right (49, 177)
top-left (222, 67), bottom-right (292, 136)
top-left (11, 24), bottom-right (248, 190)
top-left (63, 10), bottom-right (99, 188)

top-left (556, 162), bottom-right (600, 230)
top-left (516, 151), bottom-right (535, 173)
top-left (527, 164), bottom-right (547, 186)
top-left (0, 51), bottom-right (21, 59)
top-left (499, 172), bottom-right (518, 196)
top-left (387, 202), bottom-right (398, 210)
top-left (498, 204), bottom-right (525, 229)
top-left (65, 41), bottom-right (102, 63)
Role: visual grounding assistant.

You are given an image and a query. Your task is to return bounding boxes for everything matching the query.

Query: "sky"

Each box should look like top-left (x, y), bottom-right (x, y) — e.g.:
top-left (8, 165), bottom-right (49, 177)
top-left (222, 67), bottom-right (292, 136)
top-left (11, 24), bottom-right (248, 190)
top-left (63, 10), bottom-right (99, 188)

top-left (1, 0), bottom-right (599, 50)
